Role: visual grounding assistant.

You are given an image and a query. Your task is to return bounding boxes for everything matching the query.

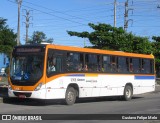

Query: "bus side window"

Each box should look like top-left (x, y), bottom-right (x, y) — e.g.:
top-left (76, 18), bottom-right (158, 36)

top-left (66, 52), bottom-right (83, 72)
top-left (141, 59), bottom-right (145, 73)
top-left (97, 55), bottom-right (102, 72)
top-left (111, 56), bottom-right (117, 72)
top-left (126, 58), bottom-right (130, 72)
top-left (48, 57), bottom-right (56, 72)
top-left (132, 58), bottom-right (140, 73)
top-left (142, 59), bottom-right (151, 74)
top-left (47, 49), bottom-right (55, 76)
top-left (88, 54), bottom-right (99, 72)
top-left (56, 57), bottom-right (63, 72)
top-left (78, 53), bottom-right (84, 71)
top-left (47, 49), bottom-right (64, 77)
top-left (129, 58), bottom-right (133, 72)
top-left (66, 52), bottom-right (75, 71)
top-left (118, 57), bottom-right (128, 73)
top-left (102, 55), bottom-right (111, 72)
top-left (84, 64), bottom-right (88, 71)
top-left (84, 54), bottom-right (89, 71)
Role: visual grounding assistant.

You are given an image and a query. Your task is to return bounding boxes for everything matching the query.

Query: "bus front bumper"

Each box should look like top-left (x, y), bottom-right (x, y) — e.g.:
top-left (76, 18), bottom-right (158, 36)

top-left (8, 88), bottom-right (66, 99)
top-left (8, 89), bottom-right (46, 99)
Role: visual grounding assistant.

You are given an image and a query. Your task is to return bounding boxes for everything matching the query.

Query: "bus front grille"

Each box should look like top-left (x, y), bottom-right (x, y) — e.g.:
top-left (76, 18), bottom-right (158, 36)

top-left (13, 92), bottom-right (32, 97)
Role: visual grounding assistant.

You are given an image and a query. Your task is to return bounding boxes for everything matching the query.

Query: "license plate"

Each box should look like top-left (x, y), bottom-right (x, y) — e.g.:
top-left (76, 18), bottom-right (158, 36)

top-left (18, 95), bottom-right (26, 98)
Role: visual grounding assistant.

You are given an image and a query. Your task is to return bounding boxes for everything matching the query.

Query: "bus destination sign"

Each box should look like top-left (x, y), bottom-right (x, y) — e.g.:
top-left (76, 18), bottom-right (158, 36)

top-left (16, 48), bottom-right (42, 53)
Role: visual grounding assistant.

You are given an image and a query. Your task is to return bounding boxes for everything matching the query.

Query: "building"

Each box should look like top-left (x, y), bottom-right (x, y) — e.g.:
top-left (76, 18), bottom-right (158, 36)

top-left (0, 53), bottom-right (9, 75)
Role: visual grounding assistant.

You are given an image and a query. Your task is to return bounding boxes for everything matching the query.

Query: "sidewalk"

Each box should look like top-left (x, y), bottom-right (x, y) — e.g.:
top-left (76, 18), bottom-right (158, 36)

top-left (0, 78), bottom-right (8, 102)
top-left (155, 84), bottom-right (160, 92)
top-left (0, 86), bottom-right (8, 103)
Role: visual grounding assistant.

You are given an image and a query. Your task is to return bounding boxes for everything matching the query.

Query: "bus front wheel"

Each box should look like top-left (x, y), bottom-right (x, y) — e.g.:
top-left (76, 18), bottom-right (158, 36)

top-left (65, 87), bottom-right (76, 105)
top-left (123, 85), bottom-right (133, 101)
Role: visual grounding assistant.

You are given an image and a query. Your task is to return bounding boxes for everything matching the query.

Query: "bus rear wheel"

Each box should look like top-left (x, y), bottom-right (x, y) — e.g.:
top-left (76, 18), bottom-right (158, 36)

top-left (123, 85), bottom-right (133, 101)
top-left (65, 87), bottom-right (76, 105)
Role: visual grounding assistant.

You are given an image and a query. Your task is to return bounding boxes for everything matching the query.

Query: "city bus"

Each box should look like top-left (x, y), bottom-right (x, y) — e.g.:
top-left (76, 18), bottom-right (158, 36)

top-left (8, 44), bottom-right (155, 105)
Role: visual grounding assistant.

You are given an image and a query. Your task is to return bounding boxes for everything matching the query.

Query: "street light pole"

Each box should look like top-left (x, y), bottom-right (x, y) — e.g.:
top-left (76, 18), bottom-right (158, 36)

top-left (16, 0), bottom-right (22, 46)
top-left (114, 0), bottom-right (117, 27)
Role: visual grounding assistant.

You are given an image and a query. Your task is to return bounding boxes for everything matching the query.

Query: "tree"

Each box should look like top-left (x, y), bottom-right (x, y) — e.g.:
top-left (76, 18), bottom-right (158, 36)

top-left (28, 31), bottom-right (53, 44)
top-left (132, 36), bottom-right (152, 54)
top-left (67, 23), bottom-right (152, 54)
top-left (152, 36), bottom-right (160, 77)
top-left (0, 18), bottom-right (7, 28)
top-left (0, 17), bottom-right (17, 55)
top-left (68, 23), bottom-right (123, 50)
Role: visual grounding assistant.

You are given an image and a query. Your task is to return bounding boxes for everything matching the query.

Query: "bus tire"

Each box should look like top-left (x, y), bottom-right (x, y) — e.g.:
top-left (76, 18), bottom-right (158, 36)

top-left (65, 87), bottom-right (76, 105)
top-left (123, 85), bottom-right (133, 101)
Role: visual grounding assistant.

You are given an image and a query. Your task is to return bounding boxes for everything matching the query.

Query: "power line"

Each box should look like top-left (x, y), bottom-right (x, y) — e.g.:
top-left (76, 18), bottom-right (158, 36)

top-left (8, 0), bottom-right (88, 26)
top-left (23, 5), bottom-right (88, 26)
top-left (23, 1), bottom-right (92, 22)
top-left (23, 0), bottom-right (114, 24)
top-left (63, 2), bottom-right (113, 12)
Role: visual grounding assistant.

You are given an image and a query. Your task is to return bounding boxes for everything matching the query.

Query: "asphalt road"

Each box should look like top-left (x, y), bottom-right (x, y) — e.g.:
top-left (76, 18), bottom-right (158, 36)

top-left (0, 86), bottom-right (160, 123)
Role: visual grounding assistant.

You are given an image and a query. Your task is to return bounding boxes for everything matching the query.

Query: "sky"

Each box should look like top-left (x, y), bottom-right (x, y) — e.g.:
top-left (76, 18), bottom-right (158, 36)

top-left (1, 0), bottom-right (160, 48)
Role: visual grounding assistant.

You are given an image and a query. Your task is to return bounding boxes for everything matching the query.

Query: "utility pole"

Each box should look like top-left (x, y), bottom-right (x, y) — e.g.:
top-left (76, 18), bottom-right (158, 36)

top-left (23, 10), bottom-right (32, 44)
top-left (124, 0), bottom-right (128, 31)
top-left (124, 0), bottom-right (133, 31)
top-left (16, 0), bottom-right (22, 46)
top-left (114, 0), bottom-right (117, 27)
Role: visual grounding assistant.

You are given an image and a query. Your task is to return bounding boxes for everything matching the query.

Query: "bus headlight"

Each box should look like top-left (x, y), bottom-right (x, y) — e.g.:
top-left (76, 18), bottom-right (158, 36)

top-left (34, 83), bottom-right (43, 91)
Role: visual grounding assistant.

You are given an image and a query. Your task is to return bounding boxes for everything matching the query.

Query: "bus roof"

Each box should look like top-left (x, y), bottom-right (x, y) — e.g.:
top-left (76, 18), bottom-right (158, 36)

top-left (14, 44), bottom-right (154, 59)
top-left (46, 44), bottom-right (154, 59)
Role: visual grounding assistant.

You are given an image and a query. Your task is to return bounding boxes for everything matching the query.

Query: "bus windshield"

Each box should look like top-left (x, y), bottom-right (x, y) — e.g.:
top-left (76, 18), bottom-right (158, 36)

top-left (10, 54), bottom-right (44, 85)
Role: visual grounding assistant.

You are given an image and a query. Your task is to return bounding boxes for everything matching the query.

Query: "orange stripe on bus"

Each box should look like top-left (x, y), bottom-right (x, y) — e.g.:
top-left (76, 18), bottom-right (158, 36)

top-left (85, 74), bottom-right (98, 77)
